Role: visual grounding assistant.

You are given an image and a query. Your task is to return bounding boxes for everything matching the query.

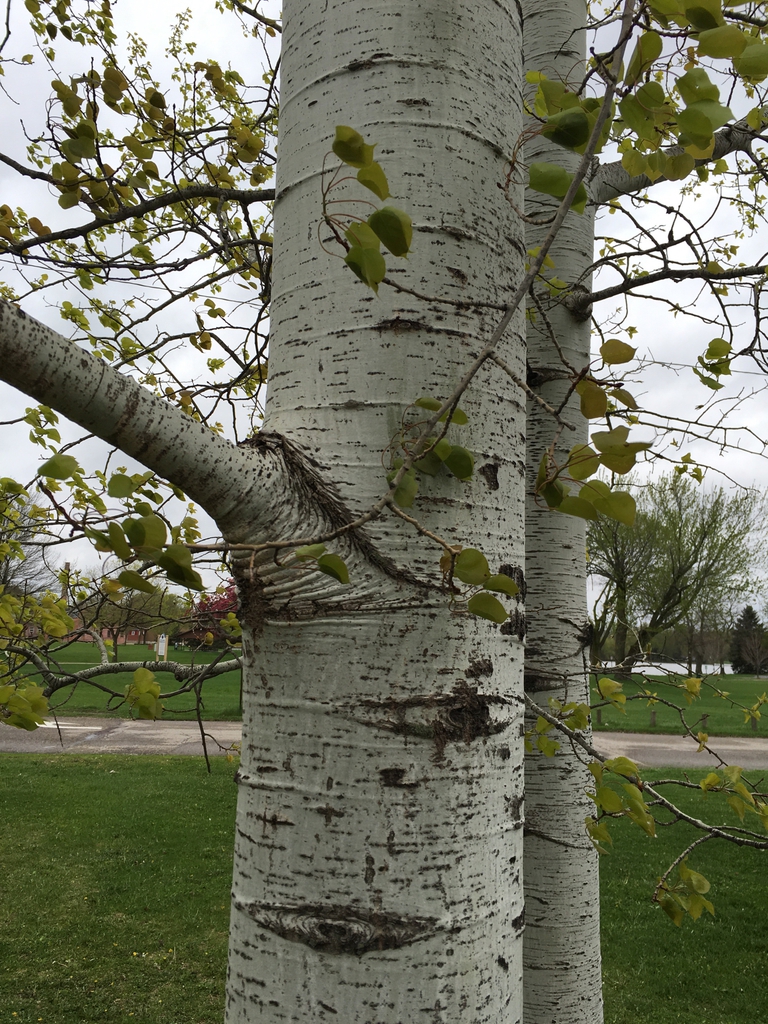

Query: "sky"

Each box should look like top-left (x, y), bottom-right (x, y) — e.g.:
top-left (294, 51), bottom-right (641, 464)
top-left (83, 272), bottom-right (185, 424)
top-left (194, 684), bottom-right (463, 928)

top-left (1, 0), bottom-right (767, 586)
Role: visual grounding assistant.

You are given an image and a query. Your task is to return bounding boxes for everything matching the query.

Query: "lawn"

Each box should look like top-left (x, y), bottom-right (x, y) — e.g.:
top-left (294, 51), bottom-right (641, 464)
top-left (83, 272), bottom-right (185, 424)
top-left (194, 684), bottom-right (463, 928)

top-left (21, 642), bottom-right (243, 721)
top-left (1, 757), bottom-right (765, 1024)
top-left (1, 755), bottom-right (235, 1024)
top-left (591, 672), bottom-right (767, 737)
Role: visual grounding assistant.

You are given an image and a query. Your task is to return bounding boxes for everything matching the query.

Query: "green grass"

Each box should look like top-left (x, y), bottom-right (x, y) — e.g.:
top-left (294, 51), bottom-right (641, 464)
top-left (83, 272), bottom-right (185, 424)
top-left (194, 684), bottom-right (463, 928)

top-left (1, 758), bottom-right (766, 1023)
top-left (1, 754), bottom-right (236, 1024)
top-left (24, 642), bottom-right (243, 721)
top-left (591, 672), bottom-right (767, 737)
top-left (601, 769), bottom-right (768, 1024)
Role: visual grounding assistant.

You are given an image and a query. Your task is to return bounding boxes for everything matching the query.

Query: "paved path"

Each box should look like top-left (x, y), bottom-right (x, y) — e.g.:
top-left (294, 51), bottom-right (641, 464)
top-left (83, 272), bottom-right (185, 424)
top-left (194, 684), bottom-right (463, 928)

top-left (0, 717), bottom-right (241, 756)
top-left (1, 719), bottom-right (767, 768)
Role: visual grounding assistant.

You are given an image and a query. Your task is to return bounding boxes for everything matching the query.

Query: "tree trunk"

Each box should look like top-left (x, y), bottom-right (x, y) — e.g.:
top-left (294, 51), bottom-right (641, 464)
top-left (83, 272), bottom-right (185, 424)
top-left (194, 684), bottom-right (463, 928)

top-left (225, 1), bottom-right (528, 1020)
top-left (521, 3), bottom-right (603, 1021)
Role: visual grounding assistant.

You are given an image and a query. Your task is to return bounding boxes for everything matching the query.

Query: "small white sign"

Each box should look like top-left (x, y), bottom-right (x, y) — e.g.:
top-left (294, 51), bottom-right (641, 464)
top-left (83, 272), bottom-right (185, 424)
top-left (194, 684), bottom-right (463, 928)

top-left (155, 633), bottom-right (169, 659)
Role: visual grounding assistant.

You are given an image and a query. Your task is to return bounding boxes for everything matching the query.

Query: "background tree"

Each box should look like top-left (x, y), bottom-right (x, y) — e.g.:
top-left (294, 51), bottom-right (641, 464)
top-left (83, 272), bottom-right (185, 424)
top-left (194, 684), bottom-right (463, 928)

top-left (0, 490), bottom-right (58, 595)
top-left (588, 474), bottom-right (764, 671)
top-left (730, 604), bottom-right (768, 674)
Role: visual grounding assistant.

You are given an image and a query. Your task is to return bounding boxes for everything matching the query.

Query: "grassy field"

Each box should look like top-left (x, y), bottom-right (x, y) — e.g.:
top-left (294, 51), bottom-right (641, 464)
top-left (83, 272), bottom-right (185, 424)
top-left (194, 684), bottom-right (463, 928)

top-left (1, 755), bottom-right (235, 1024)
top-left (591, 671), bottom-right (767, 737)
top-left (601, 769), bottom-right (768, 1024)
top-left (1, 757), bottom-right (766, 1024)
top-left (23, 642), bottom-right (243, 721)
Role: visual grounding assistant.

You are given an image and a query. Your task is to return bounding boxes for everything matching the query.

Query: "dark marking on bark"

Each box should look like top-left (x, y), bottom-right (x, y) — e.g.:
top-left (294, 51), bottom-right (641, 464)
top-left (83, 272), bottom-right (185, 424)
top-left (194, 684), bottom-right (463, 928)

top-left (526, 363), bottom-right (570, 388)
top-left (465, 657), bottom-right (493, 679)
top-left (256, 765), bottom-right (279, 774)
top-left (234, 899), bottom-right (439, 955)
top-left (326, 776), bottom-right (334, 791)
top-left (318, 1002), bottom-right (338, 1015)
top-left (347, 51), bottom-right (394, 72)
top-left (496, 744), bottom-right (511, 760)
top-left (397, 97), bottom-right (430, 106)
top-left (361, 681), bottom-right (511, 761)
top-left (497, 955), bottom-right (509, 971)
top-left (560, 282), bottom-right (593, 322)
top-left (500, 606), bottom-right (527, 642)
top-left (316, 803), bottom-right (345, 826)
top-left (375, 317), bottom-right (430, 333)
top-left (576, 619), bottom-right (594, 650)
top-left (364, 855), bottom-right (376, 885)
top-left (512, 909), bottom-right (525, 933)
top-left (259, 810), bottom-right (295, 829)
top-left (447, 265), bottom-right (468, 284)
top-left (505, 793), bottom-right (523, 824)
top-left (379, 767), bottom-right (420, 788)
top-left (387, 830), bottom-right (399, 857)
top-left (478, 462), bottom-right (499, 490)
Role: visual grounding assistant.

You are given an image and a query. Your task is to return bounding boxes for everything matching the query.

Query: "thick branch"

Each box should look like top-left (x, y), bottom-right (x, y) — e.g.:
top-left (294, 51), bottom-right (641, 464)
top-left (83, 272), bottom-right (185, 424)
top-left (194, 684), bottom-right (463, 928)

top-left (591, 115), bottom-right (766, 205)
top-left (0, 301), bottom-right (261, 531)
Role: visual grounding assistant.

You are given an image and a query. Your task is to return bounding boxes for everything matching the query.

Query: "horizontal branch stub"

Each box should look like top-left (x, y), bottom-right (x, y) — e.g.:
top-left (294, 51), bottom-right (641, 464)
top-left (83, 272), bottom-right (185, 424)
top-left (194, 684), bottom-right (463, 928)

top-left (232, 899), bottom-right (442, 955)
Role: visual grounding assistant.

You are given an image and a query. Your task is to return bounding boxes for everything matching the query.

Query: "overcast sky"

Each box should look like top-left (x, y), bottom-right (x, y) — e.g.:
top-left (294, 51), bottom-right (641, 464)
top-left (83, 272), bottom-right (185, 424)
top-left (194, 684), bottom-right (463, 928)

top-left (1, 1), bottom-right (766, 581)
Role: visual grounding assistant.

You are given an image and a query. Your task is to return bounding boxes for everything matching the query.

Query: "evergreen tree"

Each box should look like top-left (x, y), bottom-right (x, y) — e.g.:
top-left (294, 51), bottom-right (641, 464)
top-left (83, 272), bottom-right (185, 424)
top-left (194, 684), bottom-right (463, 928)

top-left (730, 606), bottom-right (768, 676)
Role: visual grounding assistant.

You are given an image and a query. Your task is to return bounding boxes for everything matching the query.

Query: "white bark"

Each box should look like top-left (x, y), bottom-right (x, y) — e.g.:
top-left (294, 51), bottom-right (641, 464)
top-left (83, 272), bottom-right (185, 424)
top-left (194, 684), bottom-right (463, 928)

top-left (226, 1), bottom-right (528, 1021)
top-left (522, 3), bottom-right (603, 1021)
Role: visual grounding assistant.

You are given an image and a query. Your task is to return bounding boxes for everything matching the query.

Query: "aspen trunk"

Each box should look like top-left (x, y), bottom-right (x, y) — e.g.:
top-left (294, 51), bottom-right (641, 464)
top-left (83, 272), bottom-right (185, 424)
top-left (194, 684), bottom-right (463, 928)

top-left (522, 2), bottom-right (604, 1020)
top-left (225, 2), bottom-right (529, 1020)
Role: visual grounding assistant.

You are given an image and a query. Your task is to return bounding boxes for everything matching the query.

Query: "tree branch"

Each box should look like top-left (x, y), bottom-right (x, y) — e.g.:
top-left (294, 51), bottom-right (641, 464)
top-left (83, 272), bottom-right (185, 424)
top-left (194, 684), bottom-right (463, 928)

top-left (0, 301), bottom-right (263, 532)
top-left (2, 183), bottom-right (275, 256)
top-left (591, 114), bottom-right (768, 205)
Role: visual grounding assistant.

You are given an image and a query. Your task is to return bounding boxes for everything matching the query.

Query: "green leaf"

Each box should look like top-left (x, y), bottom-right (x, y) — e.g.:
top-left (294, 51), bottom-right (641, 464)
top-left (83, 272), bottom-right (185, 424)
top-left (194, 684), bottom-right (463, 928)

top-left (386, 466), bottom-right (419, 507)
top-left (483, 573), bottom-right (519, 597)
top-left (37, 454), bottom-right (80, 479)
top-left (413, 450), bottom-right (444, 476)
top-left (357, 162), bottom-right (390, 199)
top-left (600, 338), bottom-right (636, 364)
top-left (542, 107), bottom-right (591, 150)
top-left (734, 43), bottom-right (768, 81)
top-left (415, 396), bottom-right (441, 411)
top-left (123, 514), bottom-right (167, 554)
top-left (558, 494), bottom-right (599, 520)
top-left (529, 162), bottom-right (588, 214)
top-left (683, 0), bottom-right (724, 31)
top-left (568, 444), bottom-right (600, 481)
top-left (676, 68), bottom-right (720, 106)
top-left (665, 152), bottom-right (696, 181)
top-left (294, 543), bottom-right (327, 560)
top-left (577, 380), bottom-right (608, 419)
top-left (107, 473), bottom-right (137, 498)
top-left (697, 24), bottom-right (747, 58)
top-left (454, 548), bottom-right (491, 585)
top-left (107, 522), bottom-right (133, 561)
top-left (157, 544), bottom-right (203, 590)
top-left (368, 206), bottom-right (412, 257)
top-left (592, 489), bottom-right (636, 526)
top-left (117, 569), bottom-right (156, 594)
top-left (439, 406), bottom-right (468, 425)
top-left (444, 445), bottom-right (474, 480)
top-left (705, 337), bottom-right (731, 360)
top-left (467, 592), bottom-right (509, 623)
top-left (608, 388), bottom-right (638, 411)
top-left (659, 892), bottom-right (685, 926)
top-left (604, 756), bottom-right (639, 778)
top-left (596, 785), bottom-right (624, 814)
top-left (344, 221), bottom-right (380, 250)
top-left (332, 125), bottom-right (375, 168)
top-left (624, 31), bottom-right (663, 87)
top-left (344, 245), bottom-right (386, 292)
top-left (317, 552), bottom-right (350, 584)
